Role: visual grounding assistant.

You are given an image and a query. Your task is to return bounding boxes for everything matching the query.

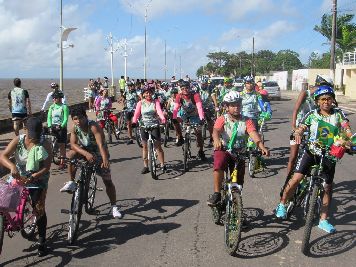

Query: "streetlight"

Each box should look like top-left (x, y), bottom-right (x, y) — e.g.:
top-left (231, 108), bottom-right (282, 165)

top-left (144, 0), bottom-right (152, 79)
top-left (59, 0), bottom-right (76, 92)
top-left (104, 32), bottom-right (119, 87)
top-left (118, 38), bottom-right (133, 80)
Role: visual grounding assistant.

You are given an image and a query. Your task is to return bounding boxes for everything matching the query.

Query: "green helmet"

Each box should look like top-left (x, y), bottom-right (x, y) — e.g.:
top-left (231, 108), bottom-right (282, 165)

top-left (224, 77), bottom-right (233, 83)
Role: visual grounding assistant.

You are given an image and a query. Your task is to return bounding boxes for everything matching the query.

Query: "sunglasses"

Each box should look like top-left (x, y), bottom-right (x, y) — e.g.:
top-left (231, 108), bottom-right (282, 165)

top-left (318, 97), bottom-right (333, 102)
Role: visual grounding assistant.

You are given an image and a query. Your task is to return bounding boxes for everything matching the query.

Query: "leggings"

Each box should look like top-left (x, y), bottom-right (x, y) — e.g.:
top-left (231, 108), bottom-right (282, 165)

top-left (29, 188), bottom-right (47, 243)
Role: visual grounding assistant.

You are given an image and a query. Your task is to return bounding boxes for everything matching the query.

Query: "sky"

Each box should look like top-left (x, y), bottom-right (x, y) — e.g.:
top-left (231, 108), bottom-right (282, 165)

top-left (0, 0), bottom-right (355, 80)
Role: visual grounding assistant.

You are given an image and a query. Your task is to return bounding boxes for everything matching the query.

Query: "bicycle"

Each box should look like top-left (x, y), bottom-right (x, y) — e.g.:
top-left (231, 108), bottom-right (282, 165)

top-left (141, 124), bottom-right (160, 180)
top-left (43, 125), bottom-right (62, 165)
top-left (116, 108), bottom-right (127, 139)
top-left (100, 108), bottom-right (119, 144)
top-left (0, 179), bottom-right (37, 255)
top-left (210, 149), bottom-right (248, 255)
top-left (182, 120), bottom-right (200, 172)
top-left (60, 157), bottom-right (100, 245)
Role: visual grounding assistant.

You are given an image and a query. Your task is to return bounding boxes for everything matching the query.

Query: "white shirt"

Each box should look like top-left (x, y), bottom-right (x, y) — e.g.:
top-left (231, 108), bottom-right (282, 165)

top-left (41, 91), bottom-right (67, 111)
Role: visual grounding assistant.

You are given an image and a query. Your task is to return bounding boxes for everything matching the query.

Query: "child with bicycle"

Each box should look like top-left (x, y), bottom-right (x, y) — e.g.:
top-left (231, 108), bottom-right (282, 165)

top-left (47, 91), bottom-right (69, 170)
top-left (207, 91), bottom-right (269, 206)
top-left (95, 87), bottom-right (119, 134)
top-left (60, 106), bottom-right (122, 219)
top-left (275, 85), bottom-right (353, 233)
top-left (0, 117), bottom-right (52, 256)
top-left (132, 84), bottom-right (167, 174)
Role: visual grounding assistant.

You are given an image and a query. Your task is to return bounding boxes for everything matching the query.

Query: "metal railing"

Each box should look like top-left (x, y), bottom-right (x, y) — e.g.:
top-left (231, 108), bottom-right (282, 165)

top-left (343, 51), bottom-right (356, 65)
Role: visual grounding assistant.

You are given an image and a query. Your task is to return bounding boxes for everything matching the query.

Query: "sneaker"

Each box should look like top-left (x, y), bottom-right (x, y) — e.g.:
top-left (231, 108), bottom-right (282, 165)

top-left (141, 167), bottom-right (149, 174)
top-left (275, 203), bottom-right (287, 219)
top-left (198, 150), bottom-right (207, 161)
top-left (207, 192), bottom-right (221, 207)
top-left (318, 219), bottom-right (336, 233)
top-left (60, 181), bottom-right (77, 193)
top-left (126, 139), bottom-right (134, 145)
top-left (37, 243), bottom-right (48, 257)
top-left (112, 206), bottom-right (123, 219)
top-left (175, 137), bottom-right (184, 146)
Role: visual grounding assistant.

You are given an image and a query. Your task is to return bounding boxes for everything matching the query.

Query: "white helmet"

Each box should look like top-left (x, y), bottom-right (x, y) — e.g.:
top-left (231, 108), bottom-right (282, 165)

top-left (223, 91), bottom-right (241, 103)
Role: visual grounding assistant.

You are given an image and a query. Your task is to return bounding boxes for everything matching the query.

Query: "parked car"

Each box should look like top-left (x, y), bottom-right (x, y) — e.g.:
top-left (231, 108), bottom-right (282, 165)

top-left (262, 81), bottom-right (281, 100)
top-left (233, 78), bottom-right (244, 92)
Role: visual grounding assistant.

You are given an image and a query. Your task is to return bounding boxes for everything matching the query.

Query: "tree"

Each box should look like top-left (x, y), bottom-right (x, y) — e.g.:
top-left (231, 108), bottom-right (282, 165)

top-left (274, 50), bottom-right (303, 72)
top-left (308, 52), bottom-right (330, 68)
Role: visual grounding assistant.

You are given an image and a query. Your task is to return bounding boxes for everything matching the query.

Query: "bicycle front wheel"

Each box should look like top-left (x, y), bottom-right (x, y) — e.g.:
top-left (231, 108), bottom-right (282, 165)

top-left (301, 183), bottom-right (319, 255)
top-left (163, 123), bottom-right (169, 147)
top-left (85, 171), bottom-right (98, 213)
top-left (106, 123), bottom-right (113, 144)
top-left (248, 154), bottom-right (256, 178)
top-left (183, 136), bottom-right (189, 172)
top-left (68, 179), bottom-right (84, 245)
top-left (0, 215), bottom-right (4, 255)
top-left (224, 190), bottom-right (243, 255)
top-left (21, 195), bottom-right (37, 240)
top-left (52, 138), bottom-right (61, 165)
top-left (135, 127), bottom-right (142, 148)
top-left (148, 140), bottom-right (157, 180)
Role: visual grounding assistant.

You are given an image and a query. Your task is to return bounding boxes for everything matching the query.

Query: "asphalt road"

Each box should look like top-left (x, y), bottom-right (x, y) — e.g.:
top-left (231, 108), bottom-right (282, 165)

top-left (1, 95), bottom-right (355, 267)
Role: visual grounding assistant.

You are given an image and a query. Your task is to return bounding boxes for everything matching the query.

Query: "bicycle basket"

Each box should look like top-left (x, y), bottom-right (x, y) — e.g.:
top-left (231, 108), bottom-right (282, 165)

top-left (0, 180), bottom-right (23, 212)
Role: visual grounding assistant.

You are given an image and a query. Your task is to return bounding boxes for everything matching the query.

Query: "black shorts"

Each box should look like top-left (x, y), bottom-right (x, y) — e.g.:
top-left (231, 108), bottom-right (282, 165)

top-left (140, 127), bottom-right (161, 142)
top-left (294, 149), bottom-right (336, 184)
top-left (125, 111), bottom-right (134, 121)
top-left (52, 126), bottom-right (67, 143)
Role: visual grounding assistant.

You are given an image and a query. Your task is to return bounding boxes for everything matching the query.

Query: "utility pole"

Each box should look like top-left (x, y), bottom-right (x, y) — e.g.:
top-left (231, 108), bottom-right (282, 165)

top-left (330, 0), bottom-right (337, 84)
top-left (251, 37), bottom-right (255, 77)
top-left (179, 55), bottom-right (182, 79)
top-left (164, 40), bottom-right (167, 81)
top-left (60, 0), bottom-right (63, 91)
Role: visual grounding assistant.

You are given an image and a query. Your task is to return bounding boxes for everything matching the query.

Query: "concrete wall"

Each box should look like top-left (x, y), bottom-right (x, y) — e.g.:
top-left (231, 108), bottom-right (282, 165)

top-left (343, 67), bottom-right (356, 100)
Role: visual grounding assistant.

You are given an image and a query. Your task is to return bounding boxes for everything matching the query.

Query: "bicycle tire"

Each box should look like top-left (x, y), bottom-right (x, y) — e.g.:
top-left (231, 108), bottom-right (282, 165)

top-left (183, 135), bottom-right (189, 172)
top-left (68, 172), bottom-right (84, 245)
top-left (52, 138), bottom-right (61, 165)
top-left (163, 123), bottom-right (169, 147)
top-left (301, 183), bottom-right (319, 255)
top-left (248, 154), bottom-right (256, 178)
top-left (20, 195), bottom-right (37, 240)
top-left (112, 121), bottom-right (119, 141)
top-left (202, 123), bottom-right (207, 140)
top-left (106, 122), bottom-right (113, 144)
top-left (0, 215), bottom-right (4, 255)
top-left (135, 127), bottom-right (143, 148)
top-left (85, 170), bottom-right (97, 213)
top-left (148, 140), bottom-right (157, 180)
top-left (224, 190), bottom-right (243, 255)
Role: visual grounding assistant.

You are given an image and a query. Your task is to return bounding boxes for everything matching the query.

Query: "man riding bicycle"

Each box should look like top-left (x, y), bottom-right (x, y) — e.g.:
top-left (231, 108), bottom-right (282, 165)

top-left (207, 91), bottom-right (269, 206)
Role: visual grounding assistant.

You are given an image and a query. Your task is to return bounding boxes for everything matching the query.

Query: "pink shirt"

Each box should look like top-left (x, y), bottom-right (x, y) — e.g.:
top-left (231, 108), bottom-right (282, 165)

top-left (172, 93), bottom-right (204, 120)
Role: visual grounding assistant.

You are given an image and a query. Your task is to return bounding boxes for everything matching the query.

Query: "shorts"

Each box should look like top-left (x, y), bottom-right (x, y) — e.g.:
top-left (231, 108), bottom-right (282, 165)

top-left (52, 126), bottom-right (67, 143)
top-left (180, 115), bottom-right (201, 126)
top-left (75, 152), bottom-right (112, 181)
top-left (12, 113), bottom-right (27, 129)
top-left (125, 110), bottom-right (134, 121)
top-left (140, 126), bottom-right (161, 142)
top-left (294, 149), bottom-right (336, 184)
top-left (213, 150), bottom-right (246, 184)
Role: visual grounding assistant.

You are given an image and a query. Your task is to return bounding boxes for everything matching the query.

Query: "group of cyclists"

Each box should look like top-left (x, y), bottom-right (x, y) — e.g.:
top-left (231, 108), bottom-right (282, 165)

top-left (2, 73), bottom-right (354, 257)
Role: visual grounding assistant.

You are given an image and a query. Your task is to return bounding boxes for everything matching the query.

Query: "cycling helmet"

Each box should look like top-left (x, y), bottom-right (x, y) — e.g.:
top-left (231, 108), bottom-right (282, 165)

top-left (170, 88), bottom-right (178, 94)
top-left (315, 75), bottom-right (333, 86)
top-left (142, 85), bottom-right (153, 93)
top-left (244, 76), bottom-right (254, 84)
top-left (224, 77), bottom-right (233, 83)
top-left (52, 91), bottom-right (64, 99)
top-left (104, 76), bottom-right (108, 80)
top-left (180, 81), bottom-right (190, 89)
top-left (223, 91), bottom-right (242, 104)
top-left (313, 85), bottom-right (335, 100)
top-left (50, 82), bottom-right (59, 89)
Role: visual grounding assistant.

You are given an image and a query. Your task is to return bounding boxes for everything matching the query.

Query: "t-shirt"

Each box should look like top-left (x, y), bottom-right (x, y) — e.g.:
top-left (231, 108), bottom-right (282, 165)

top-left (214, 116), bottom-right (256, 133)
top-left (8, 88), bottom-right (29, 115)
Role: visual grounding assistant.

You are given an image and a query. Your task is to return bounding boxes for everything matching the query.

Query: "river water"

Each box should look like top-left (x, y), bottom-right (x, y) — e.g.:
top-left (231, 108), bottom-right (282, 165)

top-left (0, 78), bottom-right (93, 119)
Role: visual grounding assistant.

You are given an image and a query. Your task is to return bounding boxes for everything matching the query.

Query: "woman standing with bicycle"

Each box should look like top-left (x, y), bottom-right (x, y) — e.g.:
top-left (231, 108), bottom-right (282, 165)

top-left (132, 84), bottom-right (167, 174)
top-left (275, 85), bottom-right (353, 233)
top-left (95, 87), bottom-right (119, 133)
top-left (47, 91), bottom-right (69, 170)
top-left (0, 117), bottom-right (52, 256)
top-left (207, 92), bottom-right (269, 206)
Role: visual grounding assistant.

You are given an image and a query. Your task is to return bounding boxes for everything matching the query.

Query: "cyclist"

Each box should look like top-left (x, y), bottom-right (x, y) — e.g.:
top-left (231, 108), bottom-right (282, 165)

top-left (87, 79), bottom-right (96, 112)
top-left (207, 91), bottom-right (269, 206)
top-left (255, 80), bottom-right (272, 115)
top-left (0, 117), bottom-right (52, 256)
top-left (95, 87), bottom-right (119, 134)
top-left (198, 80), bottom-right (215, 143)
top-left (275, 85), bottom-right (352, 233)
top-left (132, 85), bottom-right (167, 174)
top-left (47, 91), bottom-right (69, 170)
top-left (211, 77), bottom-right (236, 113)
top-left (41, 82), bottom-right (67, 112)
top-left (8, 78), bottom-right (32, 136)
top-left (122, 81), bottom-right (139, 144)
top-left (60, 106), bottom-right (122, 219)
top-left (172, 81), bottom-right (206, 160)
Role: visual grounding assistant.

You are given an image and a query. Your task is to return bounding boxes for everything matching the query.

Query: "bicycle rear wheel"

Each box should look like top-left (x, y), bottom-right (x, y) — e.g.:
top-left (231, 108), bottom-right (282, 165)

top-left (183, 137), bottom-right (189, 172)
top-left (68, 176), bottom-right (84, 245)
top-left (148, 140), bottom-right (157, 180)
top-left (85, 171), bottom-right (97, 213)
top-left (301, 183), bottom-right (319, 255)
top-left (163, 123), bottom-right (169, 147)
top-left (112, 121), bottom-right (119, 141)
top-left (21, 195), bottom-right (37, 240)
top-left (52, 138), bottom-right (61, 165)
top-left (135, 127), bottom-right (142, 148)
top-left (106, 123), bottom-right (113, 144)
top-left (116, 112), bottom-right (125, 138)
top-left (202, 123), bottom-right (207, 140)
top-left (224, 190), bottom-right (243, 255)
top-left (0, 215), bottom-right (4, 255)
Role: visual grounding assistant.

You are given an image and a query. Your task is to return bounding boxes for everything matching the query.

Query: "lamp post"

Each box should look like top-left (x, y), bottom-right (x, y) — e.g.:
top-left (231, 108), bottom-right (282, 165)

top-left (143, 0), bottom-right (152, 79)
top-left (105, 32), bottom-right (119, 87)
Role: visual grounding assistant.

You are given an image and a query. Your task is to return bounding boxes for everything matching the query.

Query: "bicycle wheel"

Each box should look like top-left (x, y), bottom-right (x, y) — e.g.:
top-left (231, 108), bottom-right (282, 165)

top-left (248, 154), bottom-right (256, 178)
top-left (21, 195), bottom-right (37, 240)
top-left (202, 122), bottom-right (207, 140)
top-left (163, 122), bottom-right (169, 147)
top-left (52, 138), bottom-right (61, 165)
top-left (112, 121), bottom-right (119, 141)
top-left (116, 112), bottom-right (125, 138)
top-left (106, 122), bottom-right (113, 144)
top-left (183, 135), bottom-right (189, 172)
top-left (148, 140), bottom-right (157, 180)
top-left (85, 170), bottom-right (97, 213)
top-left (301, 183), bottom-right (319, 255)
top-left (135, 127), bottom-right (142, 148)
top-left (0, 215), bottom-right (4, 255)
top-left (68, 173), bottom-right (84, 245)
top-left (224, 190), bottom-right (243, 255)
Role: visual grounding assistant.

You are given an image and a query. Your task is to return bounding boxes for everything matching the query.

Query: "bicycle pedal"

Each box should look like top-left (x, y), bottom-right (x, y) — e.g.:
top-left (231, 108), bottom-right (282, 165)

top-left (60, 209), bottom-right (70, 214)
top-left (96, 187), bottom-right (104, 191)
